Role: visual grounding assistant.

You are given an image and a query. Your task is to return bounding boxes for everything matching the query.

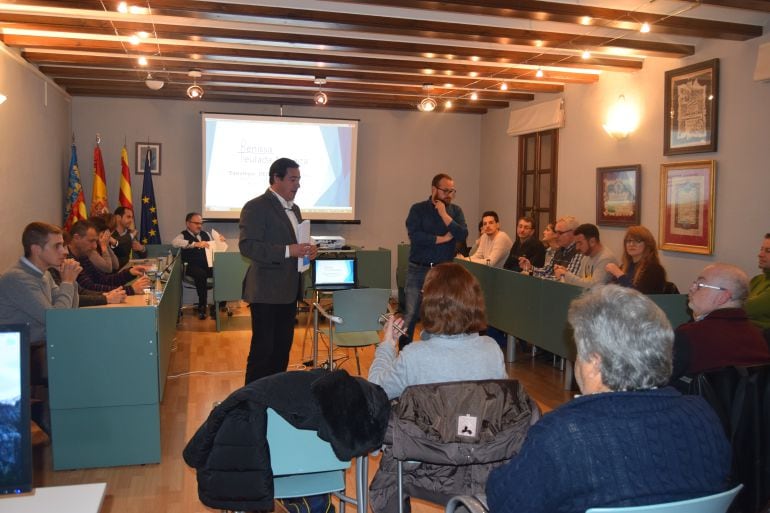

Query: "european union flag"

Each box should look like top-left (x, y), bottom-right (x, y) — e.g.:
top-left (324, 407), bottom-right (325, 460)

top-left (139, 148), bottom-right (162, 244)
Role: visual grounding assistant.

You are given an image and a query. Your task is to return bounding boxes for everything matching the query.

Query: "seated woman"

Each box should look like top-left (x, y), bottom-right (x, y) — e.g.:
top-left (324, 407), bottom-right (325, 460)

top-left (605, 225), bottom-right (668, 294)
top-left (541, 223), bottom-right (558, 270)
top-left (88, 214), bottom-right (120, 273)
top-left (486, 285), bottom-right (730, 513)
top-left (368, 262), bottom-right (507, 400)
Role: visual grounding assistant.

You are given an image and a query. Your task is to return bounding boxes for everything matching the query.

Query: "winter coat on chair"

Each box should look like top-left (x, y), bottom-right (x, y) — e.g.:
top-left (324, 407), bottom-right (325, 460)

top-left (369, 379), bottom-right (541, 513)
top-left (183, 369), bottom-right (390, 512)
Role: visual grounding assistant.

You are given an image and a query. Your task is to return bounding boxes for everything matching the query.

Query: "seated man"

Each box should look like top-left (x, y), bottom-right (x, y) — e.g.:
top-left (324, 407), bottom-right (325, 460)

top-left (467, 211), bottom-right (513, 268)
top-left (112, 206), bottom-right (146, 268)
top-left (518, 215), bottom-right (582, 279)
top-left (69, 220), bottom-right (150, 296)
top-left (171, 212), bottom-right (226, 319)
top-left (0, 222), bottom-right (81, 342)
top-left (746, 233), bottom-right (770, 331)
top-left (503, 216), bottom-right (545, 272)
top-left (672, 263), bottom-right (770, 379)
top-left (486, 285), bottom-right (731, 513)
top-left (554, 223), bottom-right (617, 287)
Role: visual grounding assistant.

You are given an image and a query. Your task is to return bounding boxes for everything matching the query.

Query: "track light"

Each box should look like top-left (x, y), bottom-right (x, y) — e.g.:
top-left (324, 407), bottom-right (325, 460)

top-left (314, 91), bottom-right (328, 105)
top-left (187, 70), bottom-right (203, 99)
top-left (313, 77), bottom-right (328, 105)
top-left (418, 97), bottom-right (437, 112)
top-left (145, 72), bottom-right (164, 91)
top-left (640, 22), bottom-right (651, 33)
top-left (536, 67), bottom-right (544, 78)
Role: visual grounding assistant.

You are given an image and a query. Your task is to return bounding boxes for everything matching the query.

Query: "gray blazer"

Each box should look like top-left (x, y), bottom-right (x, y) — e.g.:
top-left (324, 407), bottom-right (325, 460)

top-left (239, 189), bottom-right (303, 304)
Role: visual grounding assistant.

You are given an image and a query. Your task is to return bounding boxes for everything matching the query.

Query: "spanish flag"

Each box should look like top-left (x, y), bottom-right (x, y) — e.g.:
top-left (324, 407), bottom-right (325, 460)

top-left (118, 145), bottom-right (133, 209)
top-left (63, 144), bottom-right (88, 231)
top-left (91, 142), bottom-right (109, 215)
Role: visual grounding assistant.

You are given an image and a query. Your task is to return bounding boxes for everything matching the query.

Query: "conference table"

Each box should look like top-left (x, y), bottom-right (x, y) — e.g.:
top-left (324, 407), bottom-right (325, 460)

top-left (211, 247), bottom-right (392, 331)
top-left (457, 259), bottom-right (691, 389)
top-left (45, 257), bottom-right (182, 470)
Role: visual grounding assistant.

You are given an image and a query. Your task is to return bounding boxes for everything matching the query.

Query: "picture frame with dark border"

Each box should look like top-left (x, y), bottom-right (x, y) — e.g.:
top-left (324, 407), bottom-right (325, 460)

top-left (596, 164), bottom-right (641, 227)
top-left (135, 142), bottom-right (161, 175)
top-left (664, 58), bottom-right (719, 156)
top-left (659, 160), bottom-right (716, 255)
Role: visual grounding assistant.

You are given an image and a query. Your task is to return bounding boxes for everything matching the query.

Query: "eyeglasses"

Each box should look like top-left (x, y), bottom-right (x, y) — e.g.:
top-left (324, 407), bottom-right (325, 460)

top-left (189, 221), bottom-right (203, 225)
top-left (690, 280), bottom-right (728, 292)
top-left (554, 229), bottom-right (573, 235)
top-left (435, 187), bottom-right (457, 195)
top-left (624, 238), bottom-right (643, 245)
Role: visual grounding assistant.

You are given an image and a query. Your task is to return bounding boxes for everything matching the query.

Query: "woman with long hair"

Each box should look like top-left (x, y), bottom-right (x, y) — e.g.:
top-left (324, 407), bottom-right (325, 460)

top-left (368, 262), bottom-right (506, 400)
top-left (605, 225), bottom-right (668, 294)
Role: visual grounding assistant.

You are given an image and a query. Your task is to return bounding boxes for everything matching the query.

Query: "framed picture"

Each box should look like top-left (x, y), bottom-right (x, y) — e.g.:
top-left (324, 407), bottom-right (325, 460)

top-left (596, 164), bottom-right (641, 227)
top-left (659, 160), bottom-right (716, 255)
top-left (663, 58), bottom-right (719, 156)
top-left (135, 142), bottom-right (161, 175)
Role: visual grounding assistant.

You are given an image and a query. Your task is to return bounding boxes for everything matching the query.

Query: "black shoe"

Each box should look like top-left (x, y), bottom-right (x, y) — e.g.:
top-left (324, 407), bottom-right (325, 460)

top-left (198, 306), bottom-right (207, 320)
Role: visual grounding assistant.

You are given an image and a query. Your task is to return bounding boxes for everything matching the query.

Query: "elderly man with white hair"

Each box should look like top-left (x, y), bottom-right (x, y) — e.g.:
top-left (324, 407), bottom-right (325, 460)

top-left (486, 285), bottom-right (730, 513)
top-left (672, 263), bottom-right (770, 379)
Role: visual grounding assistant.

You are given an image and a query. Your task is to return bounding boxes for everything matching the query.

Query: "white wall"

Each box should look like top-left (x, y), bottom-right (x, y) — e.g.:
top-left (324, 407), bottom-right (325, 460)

top-left (0, 45), bottom-right (71, 270)
top-left (480, 34), bottom-right (770, 291)
top-left (71, 99), bottom-right (482, 282)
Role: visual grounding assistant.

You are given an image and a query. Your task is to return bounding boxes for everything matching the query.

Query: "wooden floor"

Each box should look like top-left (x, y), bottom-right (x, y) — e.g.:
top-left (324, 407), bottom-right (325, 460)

top-left (32, 303), bottom-right (575, 513)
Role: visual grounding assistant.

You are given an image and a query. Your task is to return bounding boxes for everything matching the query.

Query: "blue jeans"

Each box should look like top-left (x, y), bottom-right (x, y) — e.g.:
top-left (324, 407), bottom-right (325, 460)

top-left (399, 262), bottom-right (430, 348)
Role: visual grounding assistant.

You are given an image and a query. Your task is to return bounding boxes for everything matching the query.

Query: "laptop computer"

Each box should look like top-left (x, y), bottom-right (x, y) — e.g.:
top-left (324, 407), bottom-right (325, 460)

top-left (312, 257), bottom-right (357, 291)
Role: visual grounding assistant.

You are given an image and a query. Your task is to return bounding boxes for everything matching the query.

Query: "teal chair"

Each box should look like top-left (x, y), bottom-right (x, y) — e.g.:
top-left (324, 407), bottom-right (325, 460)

top-left (268, 408), bottom-right (367, 513)
top-left (444, 485), bottom-right (743, 513)
top-left (585, 484), bottom-right (743, 513)
top-left (314, 288), bottom-right (391, 373)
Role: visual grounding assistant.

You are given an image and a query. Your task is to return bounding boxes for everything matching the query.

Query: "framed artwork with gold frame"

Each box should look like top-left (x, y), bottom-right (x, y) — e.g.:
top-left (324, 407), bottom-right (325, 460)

top-left (659, 160), bottom-right (716, 255)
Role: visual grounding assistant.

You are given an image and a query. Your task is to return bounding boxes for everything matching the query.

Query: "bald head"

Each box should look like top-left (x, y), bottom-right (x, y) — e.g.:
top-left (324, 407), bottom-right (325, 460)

top-left (688, 263), bottom-right (749, 318)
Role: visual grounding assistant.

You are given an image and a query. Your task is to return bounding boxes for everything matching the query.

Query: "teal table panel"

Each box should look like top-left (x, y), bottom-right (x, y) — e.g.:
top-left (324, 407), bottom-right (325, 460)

top-left (536, 278), bottom-right (582, 361)
top-left (649, 294), bottom-right (690, 329)
top-left (51, 404), bottom-right (160, 470)
top-left (158, 257), bottom-right (181, 399)
top-left (145, 244), bottom-right (175, 258)
top-left (396, 243), bottom-right (410, 289)
top-left (492, 271), bottom-right (542, 343)
top-left (47, 308), bottom-right (158, 409)
top-left (213, 251), bottom-right (250, 303)
top-left (356, 248), bottom-right (391, 289)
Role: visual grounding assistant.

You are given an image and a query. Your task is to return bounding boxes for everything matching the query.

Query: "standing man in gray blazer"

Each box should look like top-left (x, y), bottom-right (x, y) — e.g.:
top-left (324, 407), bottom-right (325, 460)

top-left (239, 157), bottom-right (318, 384)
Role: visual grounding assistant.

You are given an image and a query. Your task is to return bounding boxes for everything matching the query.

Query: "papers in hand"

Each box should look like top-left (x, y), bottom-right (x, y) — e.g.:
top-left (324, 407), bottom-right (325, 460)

top-left (205, 229), bottom-right (229, 267)
top-left (298, 220), bottom-right (311, 272)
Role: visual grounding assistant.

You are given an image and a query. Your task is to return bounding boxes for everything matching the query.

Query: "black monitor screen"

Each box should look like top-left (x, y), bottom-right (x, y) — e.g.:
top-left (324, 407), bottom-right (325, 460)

top-left (0, 324), bottom-right (32, 495)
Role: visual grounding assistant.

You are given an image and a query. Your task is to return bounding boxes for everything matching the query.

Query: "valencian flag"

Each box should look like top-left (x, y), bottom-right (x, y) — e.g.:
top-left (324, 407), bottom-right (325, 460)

top-left (118, 145), bottom-right (133, 209)
top-left (91, 141), bottom-right (109, 214)
top-left (139, 148), bottom-right (162, 244)
top-left (63, 144), bottom-right (88, 231)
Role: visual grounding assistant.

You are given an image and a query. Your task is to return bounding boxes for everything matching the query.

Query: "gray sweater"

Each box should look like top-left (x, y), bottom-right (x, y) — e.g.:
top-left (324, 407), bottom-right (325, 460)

top-left (0, 258), bottom-right (79, 342)
top-left (368, 332), bottom-right (507, 399)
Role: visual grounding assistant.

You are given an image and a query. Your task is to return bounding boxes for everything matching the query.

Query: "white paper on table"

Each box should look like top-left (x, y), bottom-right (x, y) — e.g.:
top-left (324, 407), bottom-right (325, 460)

top-left (206, 229), bottom-right (229, 266)
top-left (297, 220), bottom-right (311, 272)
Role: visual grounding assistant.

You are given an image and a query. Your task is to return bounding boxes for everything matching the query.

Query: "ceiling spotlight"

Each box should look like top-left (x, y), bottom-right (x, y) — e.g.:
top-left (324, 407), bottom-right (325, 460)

top-left (470, 92), bottom-right (478, 101)
top-left (314, 91), bottom-right (328, 105)
top-left (640, 22), bottom-right (651, 33)
top-left (444, 100), bottom-right (452, 109)
top-left (0, 93), bottom-right (7, 105)
top-left (117, 2), bottom-right (128, 13)
top-left (418, 97), bottom-right (437, 112)
top-left (145, 72), bottom-right (164, 91)
top-left (138, 56), bottom-right (148, 66)
top-left (500, 82), bottom-right (508, 91)
top-left (129, 35), bottom-right (140, 45)
top-left (582, 50), bottom-right (591, 60)
top-left (313, 77), bottom-right (328, 105)
top-left (187, 70), bottom-right (204, 99)
top-left (536, 67), bottom-right (544, 78)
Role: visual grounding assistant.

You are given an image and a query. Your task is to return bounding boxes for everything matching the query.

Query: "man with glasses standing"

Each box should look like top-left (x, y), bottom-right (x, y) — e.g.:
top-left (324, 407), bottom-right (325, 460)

top-left (518, 216), bottom-right (582, 279)
top-left (172, 212), bottom-right (225, 319)
top-left (671, 263), bottom-right (770, 379)
top-left (401, 173), bottom-right (468, 348)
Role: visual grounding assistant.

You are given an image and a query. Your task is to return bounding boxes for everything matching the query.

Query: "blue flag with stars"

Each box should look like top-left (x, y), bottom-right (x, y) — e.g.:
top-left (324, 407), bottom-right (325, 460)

top-left (139, 148), bottom-right (162, 244)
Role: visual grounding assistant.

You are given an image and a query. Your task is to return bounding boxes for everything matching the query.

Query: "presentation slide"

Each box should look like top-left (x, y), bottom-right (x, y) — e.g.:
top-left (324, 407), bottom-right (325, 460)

top-left (202, 113), bottom-right (359, 221)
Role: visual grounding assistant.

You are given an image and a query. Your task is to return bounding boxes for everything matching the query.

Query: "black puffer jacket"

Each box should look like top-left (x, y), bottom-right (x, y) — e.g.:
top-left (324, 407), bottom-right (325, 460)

top-left (183, 369), bottom-right (390, 512)
top-left (370, 379), bottom-right (540, 513)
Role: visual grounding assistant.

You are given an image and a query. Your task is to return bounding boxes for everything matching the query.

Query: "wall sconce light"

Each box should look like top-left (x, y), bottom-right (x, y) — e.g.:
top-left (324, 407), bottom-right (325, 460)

top-left (313, 77), bottom-right (328, 105)
top-left (187, 70), bottom-right (203, 99)
top-left (603, 94), bottom-right (639, 139)
top-left (0, 93), bottom-right (6, 105)
top-left (145, 72), bottom-right (164, 91)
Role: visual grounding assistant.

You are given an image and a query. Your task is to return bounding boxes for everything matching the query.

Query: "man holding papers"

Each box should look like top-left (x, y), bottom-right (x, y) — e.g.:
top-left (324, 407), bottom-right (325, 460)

top-left (172, 212), bottom-right (227, 319)
top-left (239, 157), bottom-right (317, 384)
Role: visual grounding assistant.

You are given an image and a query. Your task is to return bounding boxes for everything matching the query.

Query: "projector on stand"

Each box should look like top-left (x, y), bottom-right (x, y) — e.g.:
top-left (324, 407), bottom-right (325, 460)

top-left (311, 235), bottom-right (346, 250)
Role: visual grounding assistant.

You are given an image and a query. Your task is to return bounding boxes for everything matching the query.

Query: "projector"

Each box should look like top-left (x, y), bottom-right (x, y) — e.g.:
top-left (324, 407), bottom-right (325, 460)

top-left (311, 235), bottom-right (346, 250)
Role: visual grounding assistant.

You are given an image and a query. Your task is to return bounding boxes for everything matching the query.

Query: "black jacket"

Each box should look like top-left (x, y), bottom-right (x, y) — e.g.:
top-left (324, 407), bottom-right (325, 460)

top-left (183, 369), bottom-right (390, 511)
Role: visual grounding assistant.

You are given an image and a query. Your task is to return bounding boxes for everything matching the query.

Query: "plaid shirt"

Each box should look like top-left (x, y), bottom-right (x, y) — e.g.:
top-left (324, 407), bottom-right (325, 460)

top-left (533, 242), bottom-right (583, 279)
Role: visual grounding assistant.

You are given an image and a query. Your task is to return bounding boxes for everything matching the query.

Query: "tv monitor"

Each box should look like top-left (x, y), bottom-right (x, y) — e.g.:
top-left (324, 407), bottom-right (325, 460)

top-left (312, 257), bottom-right (357, 291)
top-left (0, 324), bottom-right (32, 495)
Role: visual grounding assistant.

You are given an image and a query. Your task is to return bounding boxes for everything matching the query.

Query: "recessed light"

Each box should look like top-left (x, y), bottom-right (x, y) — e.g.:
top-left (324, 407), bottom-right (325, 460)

top-left (469, 71), bottom-right (478, 78)
top-left (582, 50), bottom-right (591, 60)
top-left (470, 92), bottom-right (478, 101)
top-left (138, 56), bottom-right (148, 66)
top-left (640, 22), bottom-right (651, 33)
top-left (536, 68), bottom-right (544, 78)
top-left (500, 82), bottom-right (508, 91)
top-left (129, 35), bottom-right (140, 45)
